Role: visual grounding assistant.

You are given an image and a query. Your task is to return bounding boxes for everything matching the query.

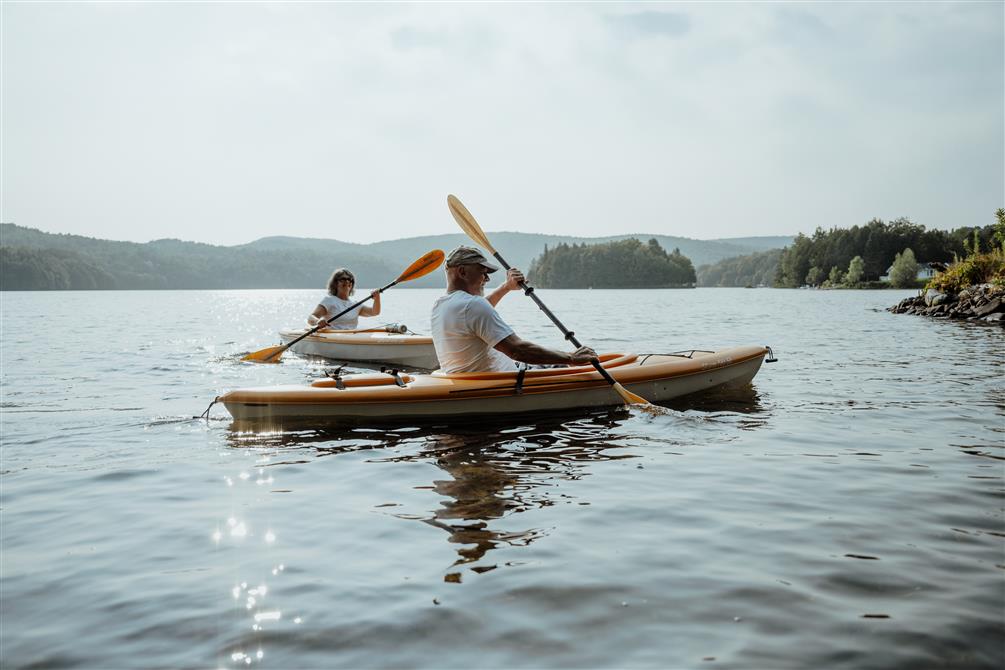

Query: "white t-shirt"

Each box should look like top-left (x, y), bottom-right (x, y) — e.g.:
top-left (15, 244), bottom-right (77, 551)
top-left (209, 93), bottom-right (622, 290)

top-left (430, 291), bottom-right (516, 373)
top-left (318, 295), bottom-right (362, 330)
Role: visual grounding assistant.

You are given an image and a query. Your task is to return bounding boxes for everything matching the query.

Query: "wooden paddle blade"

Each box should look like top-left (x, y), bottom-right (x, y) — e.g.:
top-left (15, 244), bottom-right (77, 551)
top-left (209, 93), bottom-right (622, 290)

top-left (612, 382), bottom-right (651, 406)
top-left (396, 249), bottom-right (445, 283)
top-left (241, 345), bottom-right (286, 364)
top-left (447, 194), bottom-right (495, 253)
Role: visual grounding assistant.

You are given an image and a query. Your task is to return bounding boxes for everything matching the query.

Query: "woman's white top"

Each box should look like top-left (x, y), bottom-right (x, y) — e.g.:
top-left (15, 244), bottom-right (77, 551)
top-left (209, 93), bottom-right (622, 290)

top-left (318, 295), bottom-right (362, 330)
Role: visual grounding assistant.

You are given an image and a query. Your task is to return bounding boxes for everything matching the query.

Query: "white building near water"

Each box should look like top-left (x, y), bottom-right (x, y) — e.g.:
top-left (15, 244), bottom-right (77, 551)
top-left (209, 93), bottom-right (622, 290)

top-left (879, 265), bottom-right (937, 282)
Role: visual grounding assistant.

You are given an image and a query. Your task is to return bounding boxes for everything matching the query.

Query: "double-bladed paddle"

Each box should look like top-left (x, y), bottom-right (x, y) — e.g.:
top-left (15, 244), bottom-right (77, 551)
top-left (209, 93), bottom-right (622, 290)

top-left (242, 249), bottom-right (445, 364)
top-left (446, 194), bottom-right (653, 407)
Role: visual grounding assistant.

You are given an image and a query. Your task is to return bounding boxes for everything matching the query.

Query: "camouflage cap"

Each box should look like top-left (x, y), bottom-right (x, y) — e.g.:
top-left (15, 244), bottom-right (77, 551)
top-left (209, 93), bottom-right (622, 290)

top-left (445, 246), bottom-right (499, 273)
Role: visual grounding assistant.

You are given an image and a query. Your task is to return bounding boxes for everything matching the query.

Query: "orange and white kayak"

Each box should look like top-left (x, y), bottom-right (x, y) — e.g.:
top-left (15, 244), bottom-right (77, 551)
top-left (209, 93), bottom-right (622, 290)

top-left (278, 325), bottom-right (439, 370)
top-left (221, 345), bottom-right (773, 424)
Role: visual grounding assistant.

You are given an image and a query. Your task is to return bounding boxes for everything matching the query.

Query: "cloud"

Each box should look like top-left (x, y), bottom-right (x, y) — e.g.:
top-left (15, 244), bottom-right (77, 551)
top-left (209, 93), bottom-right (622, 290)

top-left (390, 26), bottom-right (449, 51)
top-left (605, 10), bottom-right (692, 40)
top-left (1, 2), bottom-right (1001, 245)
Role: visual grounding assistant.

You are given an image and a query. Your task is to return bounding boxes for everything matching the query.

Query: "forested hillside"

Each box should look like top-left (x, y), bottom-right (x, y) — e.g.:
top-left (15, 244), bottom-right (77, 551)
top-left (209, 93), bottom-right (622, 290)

top-left (697, 249), bottom-right (782, 287)
top-left (8, 216), bottom-right (997, 291)
top-left (1, 225), bottom-right (395, 290)
top-left (243, 232), bottom-right (792, 271)
top-left (528, 239), bottom-right (696, 288)
top-left (0, 224), bottom-right (786, 290)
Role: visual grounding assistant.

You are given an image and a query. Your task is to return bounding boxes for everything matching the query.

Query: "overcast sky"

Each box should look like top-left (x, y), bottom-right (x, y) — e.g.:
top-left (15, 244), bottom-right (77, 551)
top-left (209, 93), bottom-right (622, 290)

top-left (2, 2), bottom-right (1002, 246)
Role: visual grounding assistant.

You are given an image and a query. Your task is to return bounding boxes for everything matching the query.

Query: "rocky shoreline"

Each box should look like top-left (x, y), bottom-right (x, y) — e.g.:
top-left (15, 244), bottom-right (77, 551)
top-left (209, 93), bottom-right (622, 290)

top-left (888, 283), bottom-right (1005, 322)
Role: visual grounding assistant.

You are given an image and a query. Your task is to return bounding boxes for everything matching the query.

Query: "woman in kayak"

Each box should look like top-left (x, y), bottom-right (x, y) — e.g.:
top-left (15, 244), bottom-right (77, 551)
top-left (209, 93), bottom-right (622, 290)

top-left (307, 268), bottom-right (381, 330)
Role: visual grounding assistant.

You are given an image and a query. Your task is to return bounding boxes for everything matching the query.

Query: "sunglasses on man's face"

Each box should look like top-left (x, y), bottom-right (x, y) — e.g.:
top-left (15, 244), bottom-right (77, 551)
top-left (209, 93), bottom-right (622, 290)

top-left (337, 278), bottom-right (354, 284)
top-left (459, 265), bottom-right (490, 278)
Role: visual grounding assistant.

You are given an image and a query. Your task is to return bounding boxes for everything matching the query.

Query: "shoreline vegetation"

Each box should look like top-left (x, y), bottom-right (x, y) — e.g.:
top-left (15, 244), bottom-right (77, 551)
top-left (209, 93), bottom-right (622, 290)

top-left (887, 209), bottom-right (1005, 323)
top-left (698, 215), bottom-right (1003, 290)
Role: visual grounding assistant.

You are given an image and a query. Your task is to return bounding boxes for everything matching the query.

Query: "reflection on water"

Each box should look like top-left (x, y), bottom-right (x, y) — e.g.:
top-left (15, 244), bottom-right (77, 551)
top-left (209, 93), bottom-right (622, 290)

top-left (223, 387), bottom-right (770, 588)
top-left (663, 383), bottom-right (765, 414)
top-left (209, 389), bottom-right (776, 665)
top-left (212, 450), bottom-right (306, 668)
top-left (400, 413), bottom-right (636, 581)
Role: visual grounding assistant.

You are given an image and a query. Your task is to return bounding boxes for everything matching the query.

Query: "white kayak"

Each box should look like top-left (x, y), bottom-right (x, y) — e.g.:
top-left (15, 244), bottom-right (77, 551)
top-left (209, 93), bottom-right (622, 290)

top-left (278, 325), bottom-right (439, 369)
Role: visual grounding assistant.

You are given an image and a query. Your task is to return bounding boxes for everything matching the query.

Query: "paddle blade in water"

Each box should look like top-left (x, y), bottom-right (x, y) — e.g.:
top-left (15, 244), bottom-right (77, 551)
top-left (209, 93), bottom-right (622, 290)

top-left (396, 249), bottom-right (445, 283)
top-left (612, 382), bottom-right (650, 405)
top-left (611, 383), bottom-right (672, 416)
top-left (241, 345), bottom-right (286, 364)
top-left (447, 195), bottom-right (495, 253)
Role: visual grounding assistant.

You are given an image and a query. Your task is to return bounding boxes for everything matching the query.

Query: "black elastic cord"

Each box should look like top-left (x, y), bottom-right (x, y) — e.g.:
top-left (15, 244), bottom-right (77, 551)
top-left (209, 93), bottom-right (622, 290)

top-left (198, 397), bottom-right (219, 420)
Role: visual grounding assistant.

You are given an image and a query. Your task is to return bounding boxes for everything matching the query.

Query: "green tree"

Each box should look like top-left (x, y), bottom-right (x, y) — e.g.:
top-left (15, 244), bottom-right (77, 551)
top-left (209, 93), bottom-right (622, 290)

top-left (528, 238), bottom-right (695, 288)
top-left (805, 266), bottom-right (824, 286)
top-left (845, 256), bottom-right (865, 286)
top-left (992, 208), bottom-right (1005, 253)
top-left (889, 248), bottom-right (919, 288)
top-left (827, 266), bottom-right (845, 286)
top-left (774, 217), bottom-right (958, 286)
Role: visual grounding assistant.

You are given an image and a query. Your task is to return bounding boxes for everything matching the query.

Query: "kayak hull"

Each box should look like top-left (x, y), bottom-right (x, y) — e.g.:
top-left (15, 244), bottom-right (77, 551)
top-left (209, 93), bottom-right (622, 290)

top-left (278, 327), bottom-right (439, 370)
top-left (221, 345), bottom-right (771, 425)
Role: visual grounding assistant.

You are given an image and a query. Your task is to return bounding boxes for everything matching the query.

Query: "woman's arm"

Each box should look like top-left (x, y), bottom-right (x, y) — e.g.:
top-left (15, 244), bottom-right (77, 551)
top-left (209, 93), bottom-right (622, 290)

top-left (359, 290), bottom-right (381, 317)
top-left (307, 304), bottom-right (328, 327)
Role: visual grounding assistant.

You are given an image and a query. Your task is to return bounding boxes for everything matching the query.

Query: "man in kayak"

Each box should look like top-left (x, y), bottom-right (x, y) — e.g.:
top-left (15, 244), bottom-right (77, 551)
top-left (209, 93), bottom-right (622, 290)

top-left (431, 246), bottom-right (597, 373)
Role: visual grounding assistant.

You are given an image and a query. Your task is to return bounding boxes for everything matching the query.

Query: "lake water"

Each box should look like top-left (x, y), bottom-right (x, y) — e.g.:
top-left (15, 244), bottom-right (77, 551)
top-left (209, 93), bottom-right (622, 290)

top-left (2, 288), bottom-right (1003, 669)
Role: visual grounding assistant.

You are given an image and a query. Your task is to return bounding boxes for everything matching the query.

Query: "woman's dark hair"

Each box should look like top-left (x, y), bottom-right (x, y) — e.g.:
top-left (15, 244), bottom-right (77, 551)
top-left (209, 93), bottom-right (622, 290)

top-left (326, 268), bottom-right (356, 296)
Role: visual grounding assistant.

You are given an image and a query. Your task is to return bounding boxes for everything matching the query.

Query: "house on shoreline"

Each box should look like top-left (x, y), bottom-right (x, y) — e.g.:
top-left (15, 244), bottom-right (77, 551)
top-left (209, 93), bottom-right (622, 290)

top-left (879, 264), bottom-right (937, 282)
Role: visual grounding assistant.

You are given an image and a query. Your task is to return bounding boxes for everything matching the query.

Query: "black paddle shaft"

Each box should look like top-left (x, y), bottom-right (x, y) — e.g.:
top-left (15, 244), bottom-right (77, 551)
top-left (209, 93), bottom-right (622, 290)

top-left (278, 278), bottom-right (398, 353)
top-left (490, 251), bottom-right (620, 387)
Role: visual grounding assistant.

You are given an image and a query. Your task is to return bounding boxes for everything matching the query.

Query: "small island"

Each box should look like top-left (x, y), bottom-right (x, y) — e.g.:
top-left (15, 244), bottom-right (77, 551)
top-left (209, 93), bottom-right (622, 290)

top-left (528, 238), bottom-right (697, 288)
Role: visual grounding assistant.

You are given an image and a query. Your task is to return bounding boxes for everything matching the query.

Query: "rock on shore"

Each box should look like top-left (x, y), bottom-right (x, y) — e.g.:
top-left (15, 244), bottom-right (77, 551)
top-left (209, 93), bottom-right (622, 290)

top-left (888, 284), bottom-right (1005, 322)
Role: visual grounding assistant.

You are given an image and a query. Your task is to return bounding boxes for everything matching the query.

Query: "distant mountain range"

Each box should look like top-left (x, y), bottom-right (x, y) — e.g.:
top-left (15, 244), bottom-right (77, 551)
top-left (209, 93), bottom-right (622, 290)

top-left (0, 223), bottom-right (793, 290)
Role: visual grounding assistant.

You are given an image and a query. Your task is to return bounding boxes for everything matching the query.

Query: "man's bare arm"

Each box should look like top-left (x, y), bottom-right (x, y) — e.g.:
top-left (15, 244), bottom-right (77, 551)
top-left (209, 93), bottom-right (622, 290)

top-left (486, 268), bottom-right (525, 307)
top-left (494, 334), bottom-right (596, 366)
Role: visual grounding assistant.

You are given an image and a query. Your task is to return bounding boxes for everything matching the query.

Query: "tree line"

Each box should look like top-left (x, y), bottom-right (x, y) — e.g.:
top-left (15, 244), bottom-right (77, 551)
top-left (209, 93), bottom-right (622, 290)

top-left (528, 238), bottom-right (696, 288)
top-left (773, 218), bottom-right (992, 288)
top-left (698, 217), bottom-right (1000, 288)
